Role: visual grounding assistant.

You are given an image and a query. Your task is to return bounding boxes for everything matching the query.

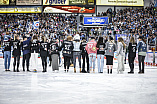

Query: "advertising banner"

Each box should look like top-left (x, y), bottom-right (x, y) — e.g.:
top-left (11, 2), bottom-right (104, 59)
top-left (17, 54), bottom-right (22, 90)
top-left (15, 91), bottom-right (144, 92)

top-left (16, 0), bottom-right (42, 5)
top-left (69, 0), bottom-right (94, 5)
top-left (9, 0), bottom-right (16, 5)
top-left (96, 0), bottom-right (144, 6)
top-left (43, 0), bottom-right (69, 5)
top-left (83, 17), bottom-right (108, 25)
top-left (0, 0), bottom-right (9, 5)
top-left (145, 52), bottom-right (154, 64)
top-left (0, 6), bottom-right (42, 13)
top-left (43, 6), bottom-right (95, 13)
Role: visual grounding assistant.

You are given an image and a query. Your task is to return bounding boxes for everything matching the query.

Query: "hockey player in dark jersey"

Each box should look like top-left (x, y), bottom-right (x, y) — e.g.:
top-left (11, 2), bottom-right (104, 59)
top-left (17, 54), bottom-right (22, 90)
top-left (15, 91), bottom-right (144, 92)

top-left (12, 35), bottom-right (22, 72)
top-left (60, 36), bottom-right (73, 72)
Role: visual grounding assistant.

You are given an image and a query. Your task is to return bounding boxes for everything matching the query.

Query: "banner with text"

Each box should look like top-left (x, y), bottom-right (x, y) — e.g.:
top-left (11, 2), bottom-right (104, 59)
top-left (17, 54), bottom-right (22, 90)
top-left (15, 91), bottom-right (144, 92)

top-left (43, 0), bottom-right (69, 5)
top-left (43, 6), bottom-right (95, 13)
top-left (0, 0), bottom-right (9, 5)
top-left (0, 6), bottom-right (42, 13)
top-left (96, 0), bottom-right (144, 6)
top-left (69, 0), bottom-right (94, 5)
top-left (9, 0), bottom-right (16, 5)
top-left (16, 0), bottom-right (42, 5)
top-left (83, 17), bottom-right (108, 25)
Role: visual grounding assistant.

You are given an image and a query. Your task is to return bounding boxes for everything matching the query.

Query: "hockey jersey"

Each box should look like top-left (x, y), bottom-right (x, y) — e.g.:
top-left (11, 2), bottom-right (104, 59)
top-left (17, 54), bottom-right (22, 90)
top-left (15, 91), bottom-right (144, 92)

top-left (40, 41), bottom-right (48, 56)
top-left (97, 43), bottom-right (105, 55)
top-left (60, 40), bottom-right (73, 57)
top-left (3, 41), bottom-right (12, 52)
top-left (31, 39), bottom-right (40, 53)
top-left (80, 40), bottom-right (87, 54)
top-left (85, 40), bottom-right (97, 54)
top-left (22, 37), bottom-right (31, 55)
top-left (128, 43), bottom-right (137, 57)
top-left (12, 39), bottom-right (21, 56)
top-left (49, 40), bottom-right (59, 55)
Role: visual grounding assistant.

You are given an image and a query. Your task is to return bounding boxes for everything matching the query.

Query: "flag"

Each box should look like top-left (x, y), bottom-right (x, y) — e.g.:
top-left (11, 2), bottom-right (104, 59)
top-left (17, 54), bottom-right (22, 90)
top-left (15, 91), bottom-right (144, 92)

top-left (33, 21), bottom-right (39, 29)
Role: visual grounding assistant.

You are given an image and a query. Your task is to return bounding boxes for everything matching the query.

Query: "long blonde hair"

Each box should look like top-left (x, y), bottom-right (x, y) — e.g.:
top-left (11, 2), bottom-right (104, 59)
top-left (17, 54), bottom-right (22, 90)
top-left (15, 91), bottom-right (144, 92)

top-left (118, 37), bottom-right (126, 49)
top-left (130, 36), bottom-right (135, 44)
top-left (42, 36), bottom-right (46, 43)
top-left (67, 36), bottom-right (72, 41)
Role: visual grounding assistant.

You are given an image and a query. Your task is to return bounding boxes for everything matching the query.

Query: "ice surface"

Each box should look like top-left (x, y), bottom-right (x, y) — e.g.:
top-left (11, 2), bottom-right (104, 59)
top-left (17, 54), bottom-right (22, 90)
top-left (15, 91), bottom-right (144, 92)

top-left (0, 58), bottom-right (157, 104)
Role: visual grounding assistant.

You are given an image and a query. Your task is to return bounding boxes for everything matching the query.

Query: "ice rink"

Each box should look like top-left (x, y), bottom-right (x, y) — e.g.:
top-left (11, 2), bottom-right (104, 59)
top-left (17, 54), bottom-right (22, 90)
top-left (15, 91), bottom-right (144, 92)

top-left (0, 58), bottom-right (157, 104)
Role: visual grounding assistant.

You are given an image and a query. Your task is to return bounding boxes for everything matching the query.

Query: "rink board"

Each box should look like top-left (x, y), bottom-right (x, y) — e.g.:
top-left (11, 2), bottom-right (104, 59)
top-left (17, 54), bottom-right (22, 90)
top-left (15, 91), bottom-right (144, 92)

top-left (0, 51), bottom-right (157, 65)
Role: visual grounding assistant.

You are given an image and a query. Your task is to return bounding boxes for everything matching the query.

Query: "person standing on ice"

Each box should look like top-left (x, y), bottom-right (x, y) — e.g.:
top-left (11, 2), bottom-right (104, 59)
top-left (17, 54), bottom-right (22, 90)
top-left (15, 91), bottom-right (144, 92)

top-left (80, 37), bottom-right (89, 73)
top-left (128, 36), bottom-right (137, 74)
top-left (21, 34), bottom-right (32, 72)
top-left (2, 32), bottom-right (12, 71)
top-left (40, 36), bottom-right (49, 72)
top-left (137, 36), bottom-right (147, 74)
top-left (30, 35), bottom-right (40, 72)
top-left (49, 39), bottom-right (60, 72)
top-left (116, 37), bottom-right (126, 74)
top-left (85, 36), bottom-right (97, 73)
top-left (12, 35), bottom-right (22, 72)
top-left (104, 36), bottom-right (116, 74)
top-left (73, 33), bottom-right (81, 73)
top-left (96, 36), bottom-right (105, 73)
top-left (60, 36), bottom-right (73, 72)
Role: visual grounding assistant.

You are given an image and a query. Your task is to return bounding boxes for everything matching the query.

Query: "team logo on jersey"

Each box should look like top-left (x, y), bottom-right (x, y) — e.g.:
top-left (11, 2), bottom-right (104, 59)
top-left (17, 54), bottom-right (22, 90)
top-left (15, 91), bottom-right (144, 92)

top-left (93, 47), bottom-right (96, 51)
